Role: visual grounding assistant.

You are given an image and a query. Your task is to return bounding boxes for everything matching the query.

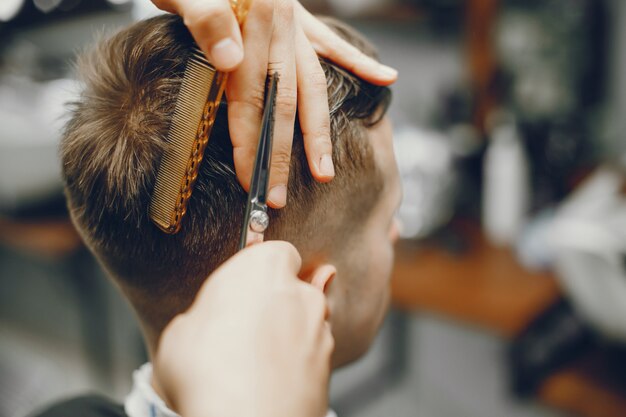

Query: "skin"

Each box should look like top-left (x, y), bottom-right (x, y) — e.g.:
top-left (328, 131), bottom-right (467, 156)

top-left (323, 116), bottom-right (403, 367)
top-left (150, 0), bottom-right (398, 208)
top-left (153, 241), bottom-right (335, 417)
top-left (151, 117), bottom-right (401, 415)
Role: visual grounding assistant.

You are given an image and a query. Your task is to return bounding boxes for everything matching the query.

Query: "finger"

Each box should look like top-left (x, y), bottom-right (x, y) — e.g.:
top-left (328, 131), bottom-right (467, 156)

top-left (150, 0), bottom-right (177, 13)
top-left (299, 283), bottom-right (333, 348)
top-left (265, 0), bottom-right (297, 208)
top-left (244, 230), bottom-right (264, 247)
top-left (174, 0), bottom-right (244, 71)
top-left (296, 3), bottom-right (398, 86)
top-left (254, 240), bottom-right (303, 276)
top-left (299, 282), bottom-right (328, 320)
top-left (295, 24), bottom-right (334, 182)
top-left (227, 0), bottom-right (274, 192)
top-left (199, 240), bottom-right (302, 301)
top-left (308, 264), bottom-right (336, 292)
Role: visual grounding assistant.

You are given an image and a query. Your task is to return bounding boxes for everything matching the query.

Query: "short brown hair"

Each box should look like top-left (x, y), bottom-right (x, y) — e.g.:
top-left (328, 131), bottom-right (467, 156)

top-left (62, 14), bottom-right (389, 331)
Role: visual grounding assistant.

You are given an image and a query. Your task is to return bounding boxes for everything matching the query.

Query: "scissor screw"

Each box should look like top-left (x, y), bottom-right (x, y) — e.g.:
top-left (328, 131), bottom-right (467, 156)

top-left (249, 210), bottom-right (269, 233)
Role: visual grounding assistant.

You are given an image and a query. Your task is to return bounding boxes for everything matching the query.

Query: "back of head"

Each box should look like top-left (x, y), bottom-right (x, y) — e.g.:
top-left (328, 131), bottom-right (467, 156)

top-left (63, 14), bottom-right (388, 334)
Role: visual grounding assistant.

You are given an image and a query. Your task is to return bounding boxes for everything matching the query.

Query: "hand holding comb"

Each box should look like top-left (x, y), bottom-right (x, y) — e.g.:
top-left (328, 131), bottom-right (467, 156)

top-left (149, 0), bottom-right (252, 234)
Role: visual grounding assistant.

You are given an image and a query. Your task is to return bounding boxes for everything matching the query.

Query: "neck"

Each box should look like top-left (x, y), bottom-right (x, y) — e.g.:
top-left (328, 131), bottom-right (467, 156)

top-left (139, 321), bottom-right (159, 361)
top-left (139, 323), bottom-right (174, 410)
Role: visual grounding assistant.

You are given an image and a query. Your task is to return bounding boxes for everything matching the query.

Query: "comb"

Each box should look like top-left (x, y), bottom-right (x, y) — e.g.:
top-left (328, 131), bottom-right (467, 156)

top-left (149, 0), bottom-right (251, 234)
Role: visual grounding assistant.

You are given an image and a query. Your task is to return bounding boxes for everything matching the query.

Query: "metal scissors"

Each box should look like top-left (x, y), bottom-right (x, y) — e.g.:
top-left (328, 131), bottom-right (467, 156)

top-left (239, 72), bottom-right (278, 249)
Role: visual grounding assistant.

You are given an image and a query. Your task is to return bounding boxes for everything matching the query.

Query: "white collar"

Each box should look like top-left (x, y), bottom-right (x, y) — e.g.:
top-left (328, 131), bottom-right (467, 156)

top-left (125, 363), bottom-right (178, 417)
top-left (124, 362), bottom-right (337, 417)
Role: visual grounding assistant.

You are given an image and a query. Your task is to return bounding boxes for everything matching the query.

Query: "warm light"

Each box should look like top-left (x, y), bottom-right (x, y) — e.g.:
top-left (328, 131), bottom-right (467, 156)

top-left (0, 0), bottom-right (24, 22)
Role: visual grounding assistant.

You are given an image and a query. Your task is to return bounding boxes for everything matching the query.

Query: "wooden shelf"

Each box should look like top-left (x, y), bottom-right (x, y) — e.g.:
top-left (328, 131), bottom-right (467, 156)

top-left (0, 217), bottom-right (82, 258)
top-left (390, 223), bottom-right (626, 417)
top-left (391, 225), bottom-right (560, 337)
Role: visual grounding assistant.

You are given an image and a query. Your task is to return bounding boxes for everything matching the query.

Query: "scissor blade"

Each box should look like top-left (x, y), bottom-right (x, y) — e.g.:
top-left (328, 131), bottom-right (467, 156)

top-left (248, 73), bottom-right (278, 205)
top-left (239, 72), bottom-right (279, 250)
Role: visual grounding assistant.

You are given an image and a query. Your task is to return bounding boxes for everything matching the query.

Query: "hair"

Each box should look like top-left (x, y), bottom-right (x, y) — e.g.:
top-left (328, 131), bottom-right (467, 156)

top-left (62, 14), bottom-right (390, 332)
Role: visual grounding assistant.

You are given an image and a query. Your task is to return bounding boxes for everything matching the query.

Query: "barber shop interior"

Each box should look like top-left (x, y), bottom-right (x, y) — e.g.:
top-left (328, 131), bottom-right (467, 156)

top-left (1, 0), bottom-right (626, 416)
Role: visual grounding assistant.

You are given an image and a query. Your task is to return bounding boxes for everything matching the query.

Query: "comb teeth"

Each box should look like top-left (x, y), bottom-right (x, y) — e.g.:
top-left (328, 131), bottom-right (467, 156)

top-left (189, 47), bottom-right (210, 67)
top-left (149, 47), bottom-right (226, 233)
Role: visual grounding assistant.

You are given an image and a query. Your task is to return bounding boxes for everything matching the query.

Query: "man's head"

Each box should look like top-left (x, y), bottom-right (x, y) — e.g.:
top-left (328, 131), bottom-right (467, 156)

top-left (63, 14), bottom-right (401, 367)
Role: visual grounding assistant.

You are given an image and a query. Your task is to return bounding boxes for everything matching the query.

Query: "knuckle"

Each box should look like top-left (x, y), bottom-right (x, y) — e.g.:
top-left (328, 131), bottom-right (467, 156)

top-left (271, 149), bottom-right (292, 176)
top-left (258, 241), bottom-right (301, 272)
top-left (277, 240), bottom-right (300, 260)
top-left (198, 1), bottom-right (232, 22)
top-left (266, 240), bottom-right (299, 259)
top-left (309, 69), bottom-right (329, 91)
top-left (253, 0), bottom-right (274, 22)
top-left (233, 84), bottom-right (266, 114)
top-left (302, 124), bottom-right (331, 145)
top-left (275, 87), bottom-right (298, 117)
top-left (248, 85), bottom-right (267, 113)
top-left (309, 81), bottom-right (329, 102)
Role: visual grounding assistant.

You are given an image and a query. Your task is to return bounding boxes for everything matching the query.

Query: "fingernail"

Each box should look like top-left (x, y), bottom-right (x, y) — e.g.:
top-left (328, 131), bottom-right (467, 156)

top-left (268, 185), bottom-right (287, 207)
top-left (379, 64), bottom-right (398, 79)
top-left (319, 154), bottom-right (335, 178)
top-left (210, 38), bottom-right (243, 70)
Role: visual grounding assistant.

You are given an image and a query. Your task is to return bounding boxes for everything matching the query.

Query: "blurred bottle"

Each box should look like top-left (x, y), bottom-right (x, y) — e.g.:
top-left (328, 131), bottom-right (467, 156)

top-left (483, 115), bottom-right (530, 246)
top-left (0, 0), bottom-right (24, 22)
top-left (493, 0), bottom-right (607, 209)
top-left (394, 125), bottom-right (457, 240)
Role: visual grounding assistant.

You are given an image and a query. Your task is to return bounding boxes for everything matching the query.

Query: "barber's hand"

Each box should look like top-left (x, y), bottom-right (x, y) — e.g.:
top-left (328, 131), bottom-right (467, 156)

top-left (150, 0), bottom-right (398, 208)
top-left (153, 241), bottom-right (334, 417)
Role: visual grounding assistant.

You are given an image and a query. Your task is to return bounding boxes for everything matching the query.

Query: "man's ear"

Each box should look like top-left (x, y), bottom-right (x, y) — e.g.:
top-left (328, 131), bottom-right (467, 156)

top-left (302, 264), bottom-right (336, 293)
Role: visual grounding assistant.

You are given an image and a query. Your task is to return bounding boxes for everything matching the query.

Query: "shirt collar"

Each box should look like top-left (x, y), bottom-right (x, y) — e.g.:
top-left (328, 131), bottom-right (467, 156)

top-left (125, 363), bottom-right (178, 417)
top-left (124, 362), bottom-right (337, 417)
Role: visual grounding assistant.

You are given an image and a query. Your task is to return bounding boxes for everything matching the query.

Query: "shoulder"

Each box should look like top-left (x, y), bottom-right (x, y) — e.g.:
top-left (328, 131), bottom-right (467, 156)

top-left (30, 394), bottom-right (127, 417)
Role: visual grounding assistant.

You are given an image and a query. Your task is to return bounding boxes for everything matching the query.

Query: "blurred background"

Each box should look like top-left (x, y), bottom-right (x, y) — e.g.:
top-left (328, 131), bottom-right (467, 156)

top-left (1, 0), bottom-right (625, 416)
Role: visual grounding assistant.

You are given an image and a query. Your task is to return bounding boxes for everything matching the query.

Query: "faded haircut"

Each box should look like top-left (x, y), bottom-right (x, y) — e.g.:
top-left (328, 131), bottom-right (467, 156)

top-left (62, 14), bottom-right (389, 331)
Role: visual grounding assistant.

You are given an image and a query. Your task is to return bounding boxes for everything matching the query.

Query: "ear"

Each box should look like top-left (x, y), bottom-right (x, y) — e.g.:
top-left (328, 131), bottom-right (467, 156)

top-left (302, 264), bottom-right (336, 293)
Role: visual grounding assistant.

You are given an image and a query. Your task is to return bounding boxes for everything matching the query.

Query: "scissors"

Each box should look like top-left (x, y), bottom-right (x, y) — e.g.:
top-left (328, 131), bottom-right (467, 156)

top-left (239, 72), bottom-right (279, 250)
